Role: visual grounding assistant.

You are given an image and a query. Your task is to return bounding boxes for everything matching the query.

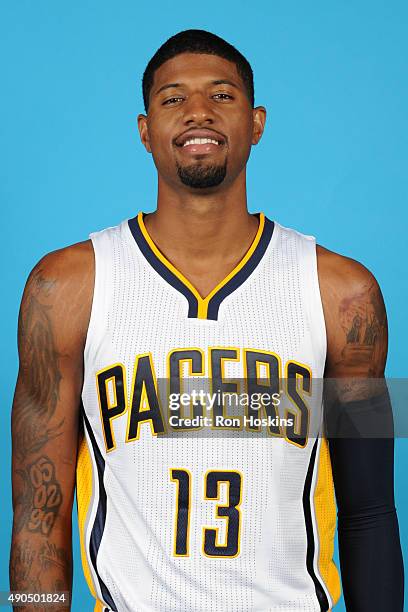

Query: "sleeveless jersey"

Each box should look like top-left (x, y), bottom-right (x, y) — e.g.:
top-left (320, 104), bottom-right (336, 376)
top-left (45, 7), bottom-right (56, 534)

top-left (76, 212), bottom-right (341, 612)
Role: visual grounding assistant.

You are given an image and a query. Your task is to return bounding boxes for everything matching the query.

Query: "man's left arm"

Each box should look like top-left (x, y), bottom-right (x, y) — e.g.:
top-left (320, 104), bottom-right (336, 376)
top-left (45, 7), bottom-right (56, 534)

top-left (318, 246), bottom-right (404, 611)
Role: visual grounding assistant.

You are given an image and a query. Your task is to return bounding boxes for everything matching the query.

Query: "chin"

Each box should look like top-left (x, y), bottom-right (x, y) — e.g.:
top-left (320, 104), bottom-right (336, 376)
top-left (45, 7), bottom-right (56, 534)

top-left (176, 161), bottom-right (227, 190)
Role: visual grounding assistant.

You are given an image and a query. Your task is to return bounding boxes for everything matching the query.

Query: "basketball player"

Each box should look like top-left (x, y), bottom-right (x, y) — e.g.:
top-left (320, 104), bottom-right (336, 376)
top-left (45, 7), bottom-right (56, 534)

top-left (9, 30), bottom-right (403, 611)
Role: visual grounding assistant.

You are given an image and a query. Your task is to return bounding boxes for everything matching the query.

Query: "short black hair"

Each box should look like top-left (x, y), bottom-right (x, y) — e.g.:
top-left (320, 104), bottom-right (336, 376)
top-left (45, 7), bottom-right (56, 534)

top-left (142, 29), bottom-right (254, 112)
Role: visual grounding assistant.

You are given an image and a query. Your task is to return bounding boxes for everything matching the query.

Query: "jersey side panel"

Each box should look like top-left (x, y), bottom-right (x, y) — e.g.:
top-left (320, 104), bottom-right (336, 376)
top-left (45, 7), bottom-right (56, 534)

top-left (314, 438), bottom-right (341, 605)
top-left (76, 433), bottom-right (97, 598)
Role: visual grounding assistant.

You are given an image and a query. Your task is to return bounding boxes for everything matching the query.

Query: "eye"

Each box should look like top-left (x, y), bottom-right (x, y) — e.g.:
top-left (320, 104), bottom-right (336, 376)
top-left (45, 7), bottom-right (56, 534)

top-left (212, 93), bottom-right (234, 101)
top-left (162, 96), bottom-right (184, 105)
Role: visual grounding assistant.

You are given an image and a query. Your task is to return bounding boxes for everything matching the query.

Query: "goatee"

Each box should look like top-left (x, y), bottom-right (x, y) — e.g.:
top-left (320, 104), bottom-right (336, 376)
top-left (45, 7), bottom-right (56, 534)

top-left (176, 161), bottom-right (227, 189)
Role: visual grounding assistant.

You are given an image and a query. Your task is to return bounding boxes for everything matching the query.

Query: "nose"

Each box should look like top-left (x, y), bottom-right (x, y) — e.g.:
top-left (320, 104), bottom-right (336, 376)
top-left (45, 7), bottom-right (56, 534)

top-left (183, 92), bottom-right (214, 125)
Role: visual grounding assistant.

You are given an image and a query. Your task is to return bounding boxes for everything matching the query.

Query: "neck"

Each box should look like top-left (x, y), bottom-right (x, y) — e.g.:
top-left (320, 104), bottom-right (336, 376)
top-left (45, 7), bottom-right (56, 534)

top-left (140, 170), bottom-right (261, 298)
top-left (145, 170), bottom-right (257, 262)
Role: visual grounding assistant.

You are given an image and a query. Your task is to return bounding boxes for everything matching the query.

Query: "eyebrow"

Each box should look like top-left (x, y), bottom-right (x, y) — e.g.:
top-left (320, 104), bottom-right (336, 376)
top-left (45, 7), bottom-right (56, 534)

top-left (211, 79), bottom-right (239, 89)
top-left (155, 83), bottom-right (181, 96)
top-left (154, 79), bottom-right (240, 96)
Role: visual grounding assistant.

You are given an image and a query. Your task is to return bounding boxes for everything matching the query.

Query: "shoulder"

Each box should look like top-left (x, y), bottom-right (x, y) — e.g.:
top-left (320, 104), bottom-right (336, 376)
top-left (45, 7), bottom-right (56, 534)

top-left (28, 239), bottom-right (94, 281)
top-left (316, 245), bottom-right (387, 377)
top-left (24, 239), bottom-right (94, 295)
top-left (316, 244), bottom-right (380, 297)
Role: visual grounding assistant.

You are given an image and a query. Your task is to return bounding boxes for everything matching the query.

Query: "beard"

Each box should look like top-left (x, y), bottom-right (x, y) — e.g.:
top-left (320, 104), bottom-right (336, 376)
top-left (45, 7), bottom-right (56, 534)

top-left (176, 160), bottom-right (227, 189)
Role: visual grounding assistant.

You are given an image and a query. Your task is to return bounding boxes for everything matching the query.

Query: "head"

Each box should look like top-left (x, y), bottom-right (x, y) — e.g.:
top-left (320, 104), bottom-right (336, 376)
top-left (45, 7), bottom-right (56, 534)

top-left (138, 30), bottom-right (266, 192)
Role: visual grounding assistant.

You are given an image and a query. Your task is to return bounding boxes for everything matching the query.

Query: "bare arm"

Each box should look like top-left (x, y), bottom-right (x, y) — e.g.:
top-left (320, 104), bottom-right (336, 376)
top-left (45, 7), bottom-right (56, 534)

top-left (318, 245), bottom-right (404, 611)
top-left (9, 242), bottom-right (94, 610)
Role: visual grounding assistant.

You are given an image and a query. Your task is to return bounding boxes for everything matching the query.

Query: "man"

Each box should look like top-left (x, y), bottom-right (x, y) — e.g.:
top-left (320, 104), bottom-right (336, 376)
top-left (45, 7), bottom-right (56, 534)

top-left (10, 29), bottom-right (403, 611)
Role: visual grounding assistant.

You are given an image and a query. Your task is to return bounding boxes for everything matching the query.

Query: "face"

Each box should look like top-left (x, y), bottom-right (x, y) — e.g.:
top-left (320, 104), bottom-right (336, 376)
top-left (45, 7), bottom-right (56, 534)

top-left (138, 53), bottom-right (266, 191)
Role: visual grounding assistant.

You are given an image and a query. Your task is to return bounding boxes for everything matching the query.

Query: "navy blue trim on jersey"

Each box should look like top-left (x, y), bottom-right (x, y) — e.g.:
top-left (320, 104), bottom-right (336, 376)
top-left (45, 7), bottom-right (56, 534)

top-left (206, 216), bottom-right (274, 320)
top-left (82, 408), bottom-right (118, 612)
top-left (128, 215), bottom-right (200, 318)
top-left (128, 213), bottom-right (274, 321)
top-left (303, 439), bottom-right (330, 611)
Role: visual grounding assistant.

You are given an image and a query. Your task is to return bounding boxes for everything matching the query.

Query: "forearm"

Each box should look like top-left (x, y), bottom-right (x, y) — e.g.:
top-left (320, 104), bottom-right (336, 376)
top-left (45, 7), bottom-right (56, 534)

top-left (10, 440), bottom-right (74, 610)
top-left (10, 521), bottom-right (73, 611)
top-left (330, 436), bottom-right (404, 611)
top-left (9, 384), bottom-right (76, 611)
top-left (337, 500), bottom-right (403, 611)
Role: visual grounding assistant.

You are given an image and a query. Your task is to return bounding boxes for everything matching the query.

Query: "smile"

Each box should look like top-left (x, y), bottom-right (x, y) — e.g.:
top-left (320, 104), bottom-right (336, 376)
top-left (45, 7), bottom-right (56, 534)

top-left (183, 137), bottom-right (220, 147)
top-left (174, 128), bottom-right (227, 149)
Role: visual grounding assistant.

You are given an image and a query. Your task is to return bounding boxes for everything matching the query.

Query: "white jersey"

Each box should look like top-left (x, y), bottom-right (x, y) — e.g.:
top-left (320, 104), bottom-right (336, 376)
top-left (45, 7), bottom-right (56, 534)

top-left (76, 212), bottom-right (341, 612)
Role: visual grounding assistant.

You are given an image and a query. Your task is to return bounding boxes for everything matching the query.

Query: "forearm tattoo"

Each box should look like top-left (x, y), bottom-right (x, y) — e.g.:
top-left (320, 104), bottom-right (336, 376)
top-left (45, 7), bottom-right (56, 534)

top-left (15, 456), bottom-right (62, 536)
top-left (10, 539), bottom-right (71, 610)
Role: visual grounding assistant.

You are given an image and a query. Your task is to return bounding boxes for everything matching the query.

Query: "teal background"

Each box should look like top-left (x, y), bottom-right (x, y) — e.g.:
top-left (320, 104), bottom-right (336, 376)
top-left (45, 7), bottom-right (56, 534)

top-left (1, 1), bottom-right (407, 610)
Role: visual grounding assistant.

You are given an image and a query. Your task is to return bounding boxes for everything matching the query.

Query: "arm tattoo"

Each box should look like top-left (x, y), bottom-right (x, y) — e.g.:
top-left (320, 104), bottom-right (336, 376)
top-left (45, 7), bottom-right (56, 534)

top-left (9, 540), bottom-right (36, 589)
top-left (10, 265), bottom-right (74, 610)
top-left (15, 455), bottom-right (63, 536)
top-left (10, 540), bottom-right (71, 610)
top-left (337, 281), bottom-right (387, 376)
top-left (39, 541), bottom-right (70, 572)
top-left (13, 267), bottom-right (64, 460)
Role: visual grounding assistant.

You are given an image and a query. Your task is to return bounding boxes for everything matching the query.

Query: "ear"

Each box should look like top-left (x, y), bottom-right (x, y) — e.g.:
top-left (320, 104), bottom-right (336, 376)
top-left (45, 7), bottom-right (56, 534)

top-left (137, 114), bottom-right (152, 153)
top-left (251, 106), bottom-right (267, 145)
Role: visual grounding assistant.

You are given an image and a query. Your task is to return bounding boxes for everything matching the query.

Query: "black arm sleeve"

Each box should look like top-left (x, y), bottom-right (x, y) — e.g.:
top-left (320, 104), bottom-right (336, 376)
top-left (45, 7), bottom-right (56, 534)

top-left (328, 395), bottom-right (404, 611)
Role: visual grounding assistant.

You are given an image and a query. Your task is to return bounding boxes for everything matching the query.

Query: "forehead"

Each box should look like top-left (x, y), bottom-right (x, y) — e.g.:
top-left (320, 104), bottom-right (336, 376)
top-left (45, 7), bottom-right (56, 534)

top-left (152, 53), bottom-right (243, 91)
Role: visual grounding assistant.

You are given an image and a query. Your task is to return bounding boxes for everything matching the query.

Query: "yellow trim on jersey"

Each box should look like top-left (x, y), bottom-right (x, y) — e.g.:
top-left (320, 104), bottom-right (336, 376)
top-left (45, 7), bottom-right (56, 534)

top-left (76, 434), bottom-right (98, 601)
top-left (137, 212), bottom-right (266, 319)
top-left (314, 438), bottom-right (342, 606)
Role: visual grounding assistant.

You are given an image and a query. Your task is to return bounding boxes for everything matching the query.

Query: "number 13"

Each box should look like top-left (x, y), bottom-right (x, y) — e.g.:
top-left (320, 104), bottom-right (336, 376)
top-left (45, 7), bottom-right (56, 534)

top-left (170, 469), bottom-right (243, 558)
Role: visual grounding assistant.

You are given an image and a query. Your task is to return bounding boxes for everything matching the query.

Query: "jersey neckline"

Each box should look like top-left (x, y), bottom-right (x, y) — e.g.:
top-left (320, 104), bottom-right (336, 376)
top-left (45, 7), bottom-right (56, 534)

top-left (127, 211), bottom-right (275, 321)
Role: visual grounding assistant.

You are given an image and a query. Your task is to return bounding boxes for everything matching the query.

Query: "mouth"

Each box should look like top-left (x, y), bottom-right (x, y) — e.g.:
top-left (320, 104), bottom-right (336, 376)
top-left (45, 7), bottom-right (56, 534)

top-left (174, 129), bottom-right (227, 155)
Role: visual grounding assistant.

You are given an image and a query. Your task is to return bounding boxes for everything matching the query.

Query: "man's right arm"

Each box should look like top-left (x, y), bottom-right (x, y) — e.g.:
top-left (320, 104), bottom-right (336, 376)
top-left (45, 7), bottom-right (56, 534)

top-left (9, 241), bottom-right (94, 609)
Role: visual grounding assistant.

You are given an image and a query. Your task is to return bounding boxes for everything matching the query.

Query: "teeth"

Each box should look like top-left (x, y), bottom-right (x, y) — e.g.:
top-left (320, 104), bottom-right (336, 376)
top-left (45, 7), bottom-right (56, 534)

top-left (183, 137), bottom-right (220, 146)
